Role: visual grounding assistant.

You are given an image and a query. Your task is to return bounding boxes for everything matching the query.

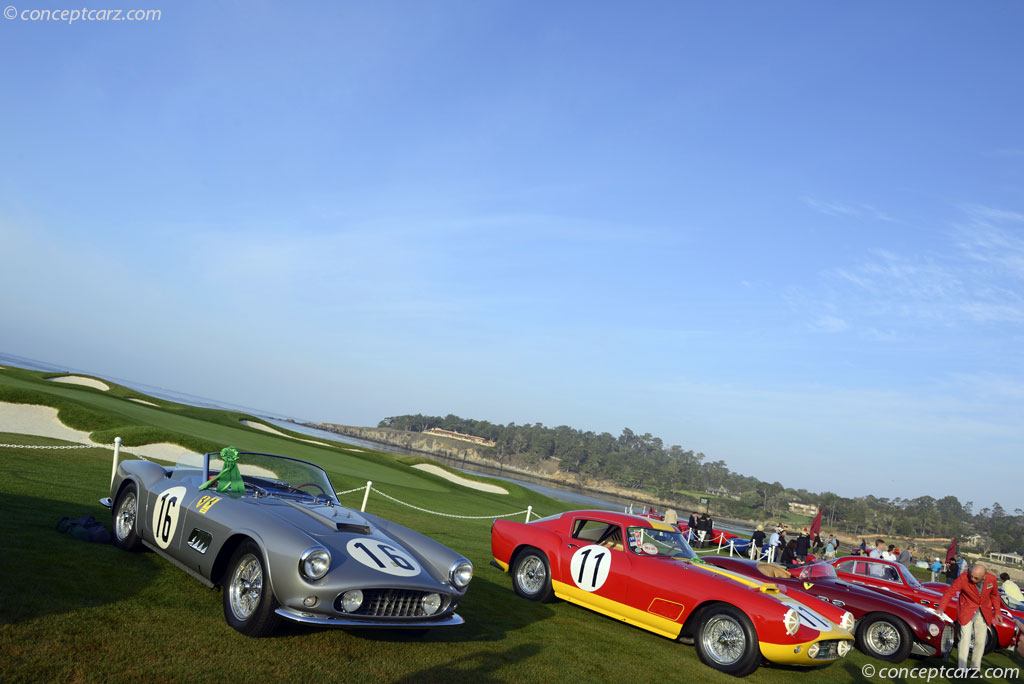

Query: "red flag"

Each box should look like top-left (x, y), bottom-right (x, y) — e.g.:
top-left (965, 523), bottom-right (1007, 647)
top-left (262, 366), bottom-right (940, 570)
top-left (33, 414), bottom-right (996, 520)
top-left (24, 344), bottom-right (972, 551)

top-left (946, 538), bottom-right (958, 563)
top-left (809, 507), bottom-right (823, 539)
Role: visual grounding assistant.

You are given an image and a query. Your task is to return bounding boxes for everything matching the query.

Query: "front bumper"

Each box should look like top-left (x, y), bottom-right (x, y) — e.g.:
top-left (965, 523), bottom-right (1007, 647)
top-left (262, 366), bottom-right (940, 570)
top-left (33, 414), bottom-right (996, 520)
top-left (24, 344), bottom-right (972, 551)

top-left (276, 606), bottom-right (465, 628)
top-left (759, 634), bottom-right (854, 665)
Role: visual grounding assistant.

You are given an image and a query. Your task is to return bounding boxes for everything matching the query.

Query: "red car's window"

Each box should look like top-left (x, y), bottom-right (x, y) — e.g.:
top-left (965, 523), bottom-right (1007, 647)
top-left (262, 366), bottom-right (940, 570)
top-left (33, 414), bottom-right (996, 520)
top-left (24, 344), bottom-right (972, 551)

top-left (836, 560), bottom-right (856, 574)
top-left (797, 563), bottom-right (838, 580)
top-left (572, 519), bottom-right (624, 552)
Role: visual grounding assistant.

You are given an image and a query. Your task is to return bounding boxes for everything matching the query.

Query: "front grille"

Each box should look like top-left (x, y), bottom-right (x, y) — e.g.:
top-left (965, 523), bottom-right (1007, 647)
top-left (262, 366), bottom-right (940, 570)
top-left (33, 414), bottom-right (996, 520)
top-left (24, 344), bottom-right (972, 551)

top-left (941, 625), bottom-right (954, 652)
top-left (811, 640), bottom-right (840, 660)
top-left (334, 589), bottom-right (450, 618)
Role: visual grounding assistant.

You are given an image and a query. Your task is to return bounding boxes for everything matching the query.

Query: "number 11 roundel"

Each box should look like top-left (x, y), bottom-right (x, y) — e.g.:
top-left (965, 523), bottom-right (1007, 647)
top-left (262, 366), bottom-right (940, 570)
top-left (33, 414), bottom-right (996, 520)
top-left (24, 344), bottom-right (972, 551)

top-left (570, 545), bottom-right (612, 592)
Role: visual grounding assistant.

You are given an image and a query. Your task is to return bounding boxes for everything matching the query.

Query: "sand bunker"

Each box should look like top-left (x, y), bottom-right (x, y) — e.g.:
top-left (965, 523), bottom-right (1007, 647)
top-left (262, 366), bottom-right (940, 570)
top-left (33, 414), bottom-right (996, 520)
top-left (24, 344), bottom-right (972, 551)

top-left (0, 401), bottom-right (202, 465)
top-left (47, 375), bottom-right (110, 391)
top-left (128, 398), bottom-right (159, 407)
top-left (411, 463), bottom-right (508, 495)
top-left (239, 419), bottom-right (331, 447)
top-left (0, 401), bottom-right (93, 443)
top-left (121, 442), bottom-right (201, 464)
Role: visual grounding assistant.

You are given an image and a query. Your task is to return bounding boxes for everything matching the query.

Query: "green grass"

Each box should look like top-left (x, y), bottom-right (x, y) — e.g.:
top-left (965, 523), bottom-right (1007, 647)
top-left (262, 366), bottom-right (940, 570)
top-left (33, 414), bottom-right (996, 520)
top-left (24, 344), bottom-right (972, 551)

top-left (1, 367), bottom-right (1021, 684)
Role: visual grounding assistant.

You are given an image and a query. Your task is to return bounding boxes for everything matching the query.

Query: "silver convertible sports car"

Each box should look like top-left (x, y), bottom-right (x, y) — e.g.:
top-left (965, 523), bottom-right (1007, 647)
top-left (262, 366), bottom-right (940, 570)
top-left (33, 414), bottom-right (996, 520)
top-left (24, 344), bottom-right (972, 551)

top-left (101, 447), bottom-right (474, 636)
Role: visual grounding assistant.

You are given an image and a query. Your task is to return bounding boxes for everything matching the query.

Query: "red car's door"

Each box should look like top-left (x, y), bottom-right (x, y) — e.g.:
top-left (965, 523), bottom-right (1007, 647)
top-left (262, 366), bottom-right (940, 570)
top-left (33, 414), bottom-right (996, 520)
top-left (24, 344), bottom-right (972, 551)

top-left (557, 517), bottom-right (632, 608)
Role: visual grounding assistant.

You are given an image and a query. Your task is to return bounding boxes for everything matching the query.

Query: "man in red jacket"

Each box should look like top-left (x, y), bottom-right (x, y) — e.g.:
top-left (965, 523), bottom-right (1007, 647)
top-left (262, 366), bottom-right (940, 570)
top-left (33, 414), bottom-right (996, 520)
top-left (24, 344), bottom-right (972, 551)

top-left (937, 562), bottom-right (1007, 673)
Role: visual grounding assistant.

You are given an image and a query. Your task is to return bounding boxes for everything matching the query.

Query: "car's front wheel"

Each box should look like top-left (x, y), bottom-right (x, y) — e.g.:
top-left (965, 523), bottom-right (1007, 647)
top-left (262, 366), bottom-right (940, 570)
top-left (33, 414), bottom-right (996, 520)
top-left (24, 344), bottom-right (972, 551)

top-left (511, 547), bottom-right (554, 602)
top-left (693, 604), bottom-right (762, 677)
top-left (222, 540), bottom-right (281, 637)
top-left (112, 483), bottom-right (142, 551)
top-left (856, 613), bottom-right (913, 663)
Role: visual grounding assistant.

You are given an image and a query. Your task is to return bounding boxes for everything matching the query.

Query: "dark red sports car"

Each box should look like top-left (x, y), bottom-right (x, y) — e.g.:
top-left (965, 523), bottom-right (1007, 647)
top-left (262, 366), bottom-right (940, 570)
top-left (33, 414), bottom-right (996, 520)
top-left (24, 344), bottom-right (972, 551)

top-left (705, 557), bottom-right (952, 662)
top-left (829, 556), bottom-right (1018, 651)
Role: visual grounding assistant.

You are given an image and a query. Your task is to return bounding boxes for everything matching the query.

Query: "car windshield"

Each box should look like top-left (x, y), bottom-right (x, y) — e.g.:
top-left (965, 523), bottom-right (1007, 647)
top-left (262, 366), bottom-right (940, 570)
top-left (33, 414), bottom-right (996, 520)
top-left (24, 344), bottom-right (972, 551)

top-left (897, 563), bottom-right (921, 586)
top-left (796, 562), bottom-right (839, 580)
top-left (173, 451), bottom-right (338, 505)
top-left (627, 526), bottom-right (698, 559)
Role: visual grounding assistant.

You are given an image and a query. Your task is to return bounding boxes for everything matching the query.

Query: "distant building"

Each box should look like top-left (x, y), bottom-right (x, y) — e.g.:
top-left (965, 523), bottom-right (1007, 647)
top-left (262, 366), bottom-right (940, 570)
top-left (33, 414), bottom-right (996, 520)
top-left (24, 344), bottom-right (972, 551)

top-left (990, 551), bottom-right (1023, 566)
top-left (423, 427), bottom-right (496, 447)
top-left (788, 502), bottom-right (819, 516)
top-left (962, 534), bottom-right (983, 546)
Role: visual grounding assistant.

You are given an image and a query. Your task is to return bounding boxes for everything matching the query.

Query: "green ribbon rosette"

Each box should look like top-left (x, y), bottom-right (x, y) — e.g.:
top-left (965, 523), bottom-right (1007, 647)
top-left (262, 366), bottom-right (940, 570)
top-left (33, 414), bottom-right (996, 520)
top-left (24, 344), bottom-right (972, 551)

top-left (199, 446), bottom-right (245, 493)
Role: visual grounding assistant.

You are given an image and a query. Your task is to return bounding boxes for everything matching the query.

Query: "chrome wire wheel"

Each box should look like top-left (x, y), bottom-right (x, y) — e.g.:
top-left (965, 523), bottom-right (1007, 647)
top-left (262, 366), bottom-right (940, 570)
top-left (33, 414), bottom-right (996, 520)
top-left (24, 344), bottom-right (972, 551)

top-left (515, 555), bottom-right (547, 596)
top-left (115, 490), bottom-right (136, 541)
top-left (701, 615), bottom-right (747, 666)
top-left (866, 620), bottom-right (901, 656)
top-left (228, 553), bottom-right (264, 621)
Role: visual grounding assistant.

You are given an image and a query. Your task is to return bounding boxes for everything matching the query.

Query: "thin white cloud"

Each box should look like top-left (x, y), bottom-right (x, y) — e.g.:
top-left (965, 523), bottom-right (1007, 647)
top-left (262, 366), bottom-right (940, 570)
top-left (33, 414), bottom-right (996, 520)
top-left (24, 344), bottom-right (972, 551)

top-left (809, 315), bottom-right (849, 333)
top-left (801, 196), bottom-right (897, 223)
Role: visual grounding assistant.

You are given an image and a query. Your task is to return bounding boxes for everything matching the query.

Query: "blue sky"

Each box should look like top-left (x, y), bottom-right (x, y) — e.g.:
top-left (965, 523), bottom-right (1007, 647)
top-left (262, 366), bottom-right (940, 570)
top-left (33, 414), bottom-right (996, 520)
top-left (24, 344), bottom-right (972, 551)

top-left (2, 2), bottom-right (1022, 509)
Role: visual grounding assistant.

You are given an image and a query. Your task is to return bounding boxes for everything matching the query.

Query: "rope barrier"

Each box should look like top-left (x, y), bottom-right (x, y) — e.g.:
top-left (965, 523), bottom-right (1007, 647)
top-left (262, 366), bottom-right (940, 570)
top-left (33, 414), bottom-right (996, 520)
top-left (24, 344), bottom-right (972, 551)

top-left (333, 485), bottom-right (533, 520)
top-left (0, 442), bottom-right (114, 449)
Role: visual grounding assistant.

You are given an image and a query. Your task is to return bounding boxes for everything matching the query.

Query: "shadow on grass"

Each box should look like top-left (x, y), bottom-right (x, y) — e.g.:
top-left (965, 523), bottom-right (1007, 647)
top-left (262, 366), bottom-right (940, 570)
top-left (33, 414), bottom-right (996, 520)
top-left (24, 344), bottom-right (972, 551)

top-left (0, 492), bottom-right (159, 625)
top-left (394, 642), bottom-right (543, 683)
top-left (276, 573), bottom-right (556, 644)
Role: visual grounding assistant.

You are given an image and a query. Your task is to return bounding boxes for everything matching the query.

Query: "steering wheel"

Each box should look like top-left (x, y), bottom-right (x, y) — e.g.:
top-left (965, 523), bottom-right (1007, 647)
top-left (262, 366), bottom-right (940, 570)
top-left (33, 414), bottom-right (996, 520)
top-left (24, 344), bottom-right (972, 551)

top-left (295, 482), bottom-right (327, 498)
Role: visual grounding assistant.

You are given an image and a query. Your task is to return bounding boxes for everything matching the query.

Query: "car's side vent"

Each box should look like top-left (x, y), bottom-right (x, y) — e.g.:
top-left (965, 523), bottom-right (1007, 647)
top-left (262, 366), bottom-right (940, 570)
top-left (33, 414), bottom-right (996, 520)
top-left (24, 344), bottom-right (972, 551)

top-left (335, 523), bottom-right (371, 534)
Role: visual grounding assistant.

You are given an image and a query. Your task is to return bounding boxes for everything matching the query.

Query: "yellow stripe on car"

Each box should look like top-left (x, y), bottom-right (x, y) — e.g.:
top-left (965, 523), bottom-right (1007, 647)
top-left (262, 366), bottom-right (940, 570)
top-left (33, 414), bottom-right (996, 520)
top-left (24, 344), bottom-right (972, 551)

top-left (552, 580), bottom-right (683, 639)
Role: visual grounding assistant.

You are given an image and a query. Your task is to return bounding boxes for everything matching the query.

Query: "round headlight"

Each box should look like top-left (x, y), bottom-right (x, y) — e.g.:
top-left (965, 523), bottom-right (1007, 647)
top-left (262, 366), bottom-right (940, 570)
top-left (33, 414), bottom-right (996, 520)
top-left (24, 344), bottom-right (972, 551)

top-left (300, 547), bottom-right (331, 581)
top-left (340, 589), bottom-right (363, 613)
top-left (807, 642), bottom-right (820, 659)
top-left (837, 640), bottom-right (852, 657)
top-left (928, 623), bottom-right (940, 637)
top-left (840, 611), bottom-right (855, 631)
top-left (450, 560), bottom-right (474, 589)
top-left (784, 608), bottom-right (800, 636)
top-left (421, 593), bottom-right (442, 616)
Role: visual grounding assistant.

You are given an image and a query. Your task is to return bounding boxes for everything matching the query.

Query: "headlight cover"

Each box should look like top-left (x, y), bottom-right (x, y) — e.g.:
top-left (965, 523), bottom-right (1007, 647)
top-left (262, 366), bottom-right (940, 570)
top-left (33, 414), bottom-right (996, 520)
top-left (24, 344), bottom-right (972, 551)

top-left (450, 560), bottom-right (474, 589)
top-left (837, 640), bottom-right (852, 657)
top-left (784, 608), bottom-right (800, 636)
top-left (928, 623), bottom-right (940, 637)
top-left (299, 546), bottom-right (331, 581)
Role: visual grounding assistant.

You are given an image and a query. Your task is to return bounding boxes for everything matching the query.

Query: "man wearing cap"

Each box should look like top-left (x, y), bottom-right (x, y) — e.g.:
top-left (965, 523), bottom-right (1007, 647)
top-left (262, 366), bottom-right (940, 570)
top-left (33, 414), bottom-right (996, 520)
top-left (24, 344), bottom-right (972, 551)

top-left (795, 528), bottom-right (811, 563)
top-left (930, 557), bottom-right (943, 583)
top-left (749, 524), bottom-right (766, 560)
top-left (937, 562), bottom-right (1008, 674)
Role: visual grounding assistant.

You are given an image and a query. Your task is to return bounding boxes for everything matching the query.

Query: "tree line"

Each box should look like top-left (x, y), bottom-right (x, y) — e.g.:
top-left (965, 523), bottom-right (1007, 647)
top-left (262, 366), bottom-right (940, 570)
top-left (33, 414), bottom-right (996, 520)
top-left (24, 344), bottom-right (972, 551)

top-left (379, 413), bottom-right (1023, 552)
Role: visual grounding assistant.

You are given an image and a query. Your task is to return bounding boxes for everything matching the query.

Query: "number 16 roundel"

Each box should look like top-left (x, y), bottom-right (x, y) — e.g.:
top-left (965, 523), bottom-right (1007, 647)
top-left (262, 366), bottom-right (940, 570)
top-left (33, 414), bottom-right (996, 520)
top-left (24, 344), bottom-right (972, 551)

top-left (570, 545), bottom-right (611, 592)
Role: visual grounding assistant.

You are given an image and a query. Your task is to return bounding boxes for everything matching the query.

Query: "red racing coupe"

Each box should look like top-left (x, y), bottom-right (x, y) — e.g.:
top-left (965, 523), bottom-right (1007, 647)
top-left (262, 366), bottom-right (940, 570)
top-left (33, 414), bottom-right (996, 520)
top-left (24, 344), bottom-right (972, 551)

top-left (491, 511), bottom-right (854, 677)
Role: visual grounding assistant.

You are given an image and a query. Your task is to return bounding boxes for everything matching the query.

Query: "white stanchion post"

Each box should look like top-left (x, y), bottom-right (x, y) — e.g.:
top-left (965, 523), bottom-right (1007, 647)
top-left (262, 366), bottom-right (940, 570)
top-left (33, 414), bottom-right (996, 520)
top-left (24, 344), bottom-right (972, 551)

top-left (110, 436), bottom-right (121, 486)
top-left (728, 540), bottom-right (735, 557)
top-left (525, 505), bottom-right (532, 522)
top-left (717, 535), bottom-right (725, 553)
top-left (360, 480), bottom-right (372, 512)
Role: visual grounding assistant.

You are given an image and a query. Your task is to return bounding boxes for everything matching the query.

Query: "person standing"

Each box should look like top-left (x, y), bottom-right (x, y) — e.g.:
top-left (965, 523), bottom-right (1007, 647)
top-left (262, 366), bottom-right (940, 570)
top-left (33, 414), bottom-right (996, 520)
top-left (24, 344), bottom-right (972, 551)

top-left (859, 539), bottom-right (868, 556)
top-left (824, 535), bottom-right (838, 559)
top-left (1000, 573), bottom-right (1024, 606)
top-left (930, 557), bottom-right (943, 583)
top-left (795, 528), bottom-right (811, 563)
top-left (937, 563), bottom-right (1008, 674)
top-left (897, 544), bottom-right (915, 566)
top-left (768, 526), bottom-right (782, 562)
top-left (780, 539), bottom-right (800, 568)
top-left (946, 557), bottom-right (960, 583)
top-left (869, 539), bottom-right (887, 559)
top-left (749, 524), bottom-right (766, 560)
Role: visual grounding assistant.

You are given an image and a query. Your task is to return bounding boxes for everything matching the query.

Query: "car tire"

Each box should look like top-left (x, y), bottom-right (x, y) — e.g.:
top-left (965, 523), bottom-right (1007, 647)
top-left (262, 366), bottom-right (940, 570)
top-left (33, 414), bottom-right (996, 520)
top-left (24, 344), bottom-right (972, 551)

top-left (856, 613), bottom-right (913, 663)
top-left (222, 540), bottom-right (281, 637)
top-left (693, 604), bottom-right (761, 677)
top-left (111, 482), bottom-right (143, 551)
top-left (511, 547), bottom-right (554, 602)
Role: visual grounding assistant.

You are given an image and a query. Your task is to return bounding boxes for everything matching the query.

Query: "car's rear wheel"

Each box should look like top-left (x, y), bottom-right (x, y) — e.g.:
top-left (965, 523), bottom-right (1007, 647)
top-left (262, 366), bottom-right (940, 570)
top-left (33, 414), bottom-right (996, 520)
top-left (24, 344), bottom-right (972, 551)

top-left (112, 483), bottom-right (142, 551)
top-left (693, 604), bottom-right (761, 677)
top-left (222, 540), bottom-right (281, 637)
top-left (856, 613), bottom-right (913, 663)
top-left (511, 547), bottom-right (554, 602)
